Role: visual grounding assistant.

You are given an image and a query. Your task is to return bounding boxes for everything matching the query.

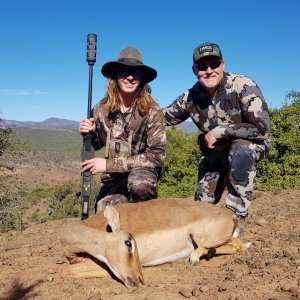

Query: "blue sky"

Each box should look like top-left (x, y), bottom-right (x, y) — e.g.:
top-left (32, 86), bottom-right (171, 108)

top-left (0, 0), bottom-right (299, 122)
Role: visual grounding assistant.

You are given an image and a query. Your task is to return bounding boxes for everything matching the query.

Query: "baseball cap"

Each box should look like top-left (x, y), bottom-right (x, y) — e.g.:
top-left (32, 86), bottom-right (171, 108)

top-left (193, 42), bottom-right (222, 63)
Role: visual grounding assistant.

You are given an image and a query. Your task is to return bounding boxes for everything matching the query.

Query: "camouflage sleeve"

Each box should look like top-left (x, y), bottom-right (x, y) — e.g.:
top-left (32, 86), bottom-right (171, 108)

top-left (162, 92), bottom-right (191, 126)
top-left (106, 108), bottom-right (166, 172)
top-left (90, 130), bottom-right (104, 151)
top-left (89, 105), bottom-right (105, 151)
top-left (214, 77), bottom-right (271, 141)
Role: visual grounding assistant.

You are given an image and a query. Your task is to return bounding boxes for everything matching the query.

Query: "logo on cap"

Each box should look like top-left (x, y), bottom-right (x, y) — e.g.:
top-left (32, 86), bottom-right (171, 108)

top-left (198, 45), bottom-right (213, 54)
top-left (193, 42), bottom-right (222, 63)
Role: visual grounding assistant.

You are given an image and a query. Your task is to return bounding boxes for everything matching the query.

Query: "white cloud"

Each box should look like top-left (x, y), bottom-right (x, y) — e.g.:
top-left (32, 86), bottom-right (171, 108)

top-left (0, 89), bottom-right (48, 96)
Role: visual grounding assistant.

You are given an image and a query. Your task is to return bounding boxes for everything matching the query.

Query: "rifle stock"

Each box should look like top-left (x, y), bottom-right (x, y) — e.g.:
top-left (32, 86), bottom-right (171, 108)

top-left (81, 33), bottom-right (97, 220)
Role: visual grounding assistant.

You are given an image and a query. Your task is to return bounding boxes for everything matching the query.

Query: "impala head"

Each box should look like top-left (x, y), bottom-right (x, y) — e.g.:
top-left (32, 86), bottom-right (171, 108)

top-left (102, 205), bottom-right (144, 287)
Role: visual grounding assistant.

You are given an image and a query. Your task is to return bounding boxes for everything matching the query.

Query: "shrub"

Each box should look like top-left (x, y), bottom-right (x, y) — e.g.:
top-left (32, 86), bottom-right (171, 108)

top-left (159, 127), bottom-right (199, 197)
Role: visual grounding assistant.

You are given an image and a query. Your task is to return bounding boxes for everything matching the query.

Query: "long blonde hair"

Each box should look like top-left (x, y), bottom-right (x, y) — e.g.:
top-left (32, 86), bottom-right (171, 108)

top-left (101, 79), bottom-right (156, 116)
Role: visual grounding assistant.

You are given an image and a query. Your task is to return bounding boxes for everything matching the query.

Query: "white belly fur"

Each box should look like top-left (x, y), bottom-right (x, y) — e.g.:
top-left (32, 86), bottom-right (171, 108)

top-left (137, 227), bottom-right (195, 266)
top-left (142, 246), bottom-right (194, 266)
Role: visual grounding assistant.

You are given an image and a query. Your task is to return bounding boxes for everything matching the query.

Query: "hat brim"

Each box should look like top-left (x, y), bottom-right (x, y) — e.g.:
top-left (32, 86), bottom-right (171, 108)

top-left (101, 61), bottom-right (157, 83)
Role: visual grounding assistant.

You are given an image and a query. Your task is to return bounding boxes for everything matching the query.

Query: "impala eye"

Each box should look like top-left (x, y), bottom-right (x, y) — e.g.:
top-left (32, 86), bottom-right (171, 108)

top-left (125, 239), bottom-right (132, 249)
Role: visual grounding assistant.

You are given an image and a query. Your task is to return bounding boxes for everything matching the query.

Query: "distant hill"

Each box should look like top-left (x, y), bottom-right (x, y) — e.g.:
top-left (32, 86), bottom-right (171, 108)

top-left (4, 117), bottom-right (79, 131)
top-left (4, 117), bottom-right (198, 134)
top-left (175, 121), bottom-right (198, 134)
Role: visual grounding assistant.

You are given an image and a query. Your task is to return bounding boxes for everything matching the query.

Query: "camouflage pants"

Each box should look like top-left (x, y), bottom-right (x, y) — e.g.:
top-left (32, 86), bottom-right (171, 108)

top-left (195, 139), bottom-right (268, 218)
top-left (95, 168), bottom-right (159, 213)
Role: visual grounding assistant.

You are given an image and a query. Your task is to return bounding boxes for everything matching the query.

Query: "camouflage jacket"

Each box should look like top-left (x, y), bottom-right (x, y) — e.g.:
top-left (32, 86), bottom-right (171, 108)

top-left (91, 100), bottom-right (166, 173)
top-left (163, 72), bottom-right (271, 150)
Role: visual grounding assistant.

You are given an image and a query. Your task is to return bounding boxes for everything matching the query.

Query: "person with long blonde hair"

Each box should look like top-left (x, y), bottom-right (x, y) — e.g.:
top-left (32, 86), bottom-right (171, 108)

top-left (80, 47), bottom-right (166, 212)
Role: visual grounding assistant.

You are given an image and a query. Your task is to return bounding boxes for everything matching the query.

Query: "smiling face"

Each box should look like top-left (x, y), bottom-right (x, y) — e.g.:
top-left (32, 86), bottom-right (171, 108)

top-left (117, 68), bottom-right (142, 96)
top-left (193, 56), bottom-right (225, 97)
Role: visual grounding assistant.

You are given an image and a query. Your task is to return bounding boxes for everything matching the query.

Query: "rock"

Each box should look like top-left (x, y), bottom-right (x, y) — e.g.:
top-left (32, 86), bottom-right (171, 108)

top-left (253, 259), bottom-right (266, 269)
top-left (283, 246), bottom-right (299, 258)
top-left (192, 286), bottom-right (200, 297)
top-left (256, 218), bottom-right (268, 226)
top-left (281, 281), bottom-right (299, 292)
top-left (199, 285), bottom-right (209, 292)
top-left (179, 287), bottom-right (191, 298)
top-left (87, 293), bottom-right (102, 300)
top-left (218, 285), bottom-right (227, 292)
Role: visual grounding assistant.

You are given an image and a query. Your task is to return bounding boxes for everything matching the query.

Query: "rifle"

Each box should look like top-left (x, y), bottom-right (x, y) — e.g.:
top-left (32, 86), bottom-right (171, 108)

top-left (81, 33), bottom-right (97, 220)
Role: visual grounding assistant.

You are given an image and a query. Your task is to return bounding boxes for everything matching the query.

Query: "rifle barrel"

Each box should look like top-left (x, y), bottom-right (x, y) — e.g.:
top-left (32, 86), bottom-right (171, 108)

top-left (81, 33), bottom-right (97, 220)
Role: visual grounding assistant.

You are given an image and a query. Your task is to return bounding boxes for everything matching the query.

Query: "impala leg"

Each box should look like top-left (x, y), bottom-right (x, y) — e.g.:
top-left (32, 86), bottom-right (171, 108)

top-left (214, 238), bottom-right (248, 255)
top-left (189, 246), bottom-right (209, 264)
top-left (189, 238), bottom-right (248, 264)
top-left (61, 258), bottom-right (110, 279)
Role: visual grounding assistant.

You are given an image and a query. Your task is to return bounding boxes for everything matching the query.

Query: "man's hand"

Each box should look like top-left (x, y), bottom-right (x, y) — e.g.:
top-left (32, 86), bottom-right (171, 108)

top-left (205, 129), bottom-right (217, 149)
top-left (81, 158), bottom-right (106, 175)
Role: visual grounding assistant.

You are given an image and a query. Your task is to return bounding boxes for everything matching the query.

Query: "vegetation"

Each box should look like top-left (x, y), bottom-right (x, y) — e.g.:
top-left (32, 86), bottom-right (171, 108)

top-left (14, 127), bottom-right (82, 156)
top-left (256, 91), bottom-right (300, 189)
top-left (46, 179), bottom-right (99, 220)
top-left (0, 91), bottom-right (299, 231)
top-left (158, 127), bottom-right (199, 197)
top-left (0, 117), bottom-right (24, 230)
top-left (159, 91), bottom-right (300, 193)
top-left (0, 119), bottom-right (23, 163)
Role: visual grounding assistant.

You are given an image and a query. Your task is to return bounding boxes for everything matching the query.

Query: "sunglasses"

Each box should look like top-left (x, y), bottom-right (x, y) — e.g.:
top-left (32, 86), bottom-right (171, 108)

top-left (195, 60), bottom-right (222, 72)
top-left (117, 69), bottom-right (142, 80)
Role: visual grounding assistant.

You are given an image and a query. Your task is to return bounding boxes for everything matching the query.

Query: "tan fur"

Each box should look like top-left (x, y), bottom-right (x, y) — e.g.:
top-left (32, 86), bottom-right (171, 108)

top-left (60, 198), bottom-right (248, 287)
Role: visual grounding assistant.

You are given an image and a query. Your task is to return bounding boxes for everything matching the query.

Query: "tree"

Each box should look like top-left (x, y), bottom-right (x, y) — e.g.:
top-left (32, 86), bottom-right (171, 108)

top-left (159, 90), bottom-right (300, 196)
top-left (0, 117), bottom-right (22, 168)
top-left (158, 127), bottom-right (200, 197)
top-left (256, 90), bottom-right (300, 189)
top-left (0, 115), bottom-right (25, 231)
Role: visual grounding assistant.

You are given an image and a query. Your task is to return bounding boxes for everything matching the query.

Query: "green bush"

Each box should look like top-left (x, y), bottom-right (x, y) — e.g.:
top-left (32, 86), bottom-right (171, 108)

top-left (46, 178), bottom-right (100, 220)
top-left (160, 91), bottom-right (300, 196)
top-left (0, 194), bottom-right (26, 231)
top-left (256, 91), bottom-right (300, 190)
top-left (159, 127), bottom-right (199, 197)
top-left (1, 91), bottom-right (299, 230)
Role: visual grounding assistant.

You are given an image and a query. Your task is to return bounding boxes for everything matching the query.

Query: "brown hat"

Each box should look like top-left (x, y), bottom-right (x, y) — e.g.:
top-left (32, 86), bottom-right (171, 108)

top-left (101, 47), bottom-right (157, 83)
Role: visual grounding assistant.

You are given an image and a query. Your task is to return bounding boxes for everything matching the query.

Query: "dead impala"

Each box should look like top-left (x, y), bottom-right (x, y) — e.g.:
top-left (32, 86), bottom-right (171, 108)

top-left (60, 198), bottom-right (250, 287)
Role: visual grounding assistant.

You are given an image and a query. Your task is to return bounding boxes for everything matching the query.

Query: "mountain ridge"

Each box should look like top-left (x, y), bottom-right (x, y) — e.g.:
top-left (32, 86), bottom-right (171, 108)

top-left (4, 117), bottom-right (198, 134)
top-left (4, 117), bottom-right (80, 131)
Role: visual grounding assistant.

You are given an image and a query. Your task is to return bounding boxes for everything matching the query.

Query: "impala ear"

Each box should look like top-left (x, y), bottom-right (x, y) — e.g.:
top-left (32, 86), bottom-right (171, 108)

top-left (104, 205), bottom-right (121, 233)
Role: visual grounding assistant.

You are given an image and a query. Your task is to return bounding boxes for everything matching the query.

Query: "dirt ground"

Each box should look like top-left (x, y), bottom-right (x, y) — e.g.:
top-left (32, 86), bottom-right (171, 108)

top-left (0, 162), bottom-right (299, 300)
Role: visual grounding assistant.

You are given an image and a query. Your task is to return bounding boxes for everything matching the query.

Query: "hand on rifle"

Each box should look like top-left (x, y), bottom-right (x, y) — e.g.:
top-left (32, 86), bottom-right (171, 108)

top-left (81, 158), bottom-right (107, 175)
top-left (79, 118), bottom-right (96, 134)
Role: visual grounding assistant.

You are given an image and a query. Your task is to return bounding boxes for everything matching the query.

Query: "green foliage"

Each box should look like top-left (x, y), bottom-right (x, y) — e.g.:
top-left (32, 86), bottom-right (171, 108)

top-left (14, 127), bottom-right (82, 156)
top-left (256, 91), bottom-right (300, 190)
top-left (0, 126), bottom-right (13, 157)
top-left (47, 181), bottom-right (82, 219)
top-left (0, 178), bottom-right (101, 231)
top-left (0, 118), bottom-right (26, 231)
top-left (45, 179), bottom-right (99, 221)
top-left (0, 191), bottom-right (27, 232)
top-left (160, 90), bottom-right (300, 196)
top-left (158, 127), bottom-right (200, 197)
top-left (15, 127), bottom-right (105, 158)
top-left (0, 118), bottom-right (23, 159)
top-left (1, 91), bottom-right (299, 230)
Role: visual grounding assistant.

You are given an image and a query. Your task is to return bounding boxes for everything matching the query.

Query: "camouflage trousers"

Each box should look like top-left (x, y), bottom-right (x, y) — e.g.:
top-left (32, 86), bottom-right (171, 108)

top-left (195, 139), bottom-right (268, 218)
top-left (95, 167), bottom-right (159, 213)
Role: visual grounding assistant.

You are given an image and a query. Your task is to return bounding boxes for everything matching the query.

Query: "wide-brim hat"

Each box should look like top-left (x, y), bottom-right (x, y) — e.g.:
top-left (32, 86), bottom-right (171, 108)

top-left (101, 47), bottom-right (157, 83)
